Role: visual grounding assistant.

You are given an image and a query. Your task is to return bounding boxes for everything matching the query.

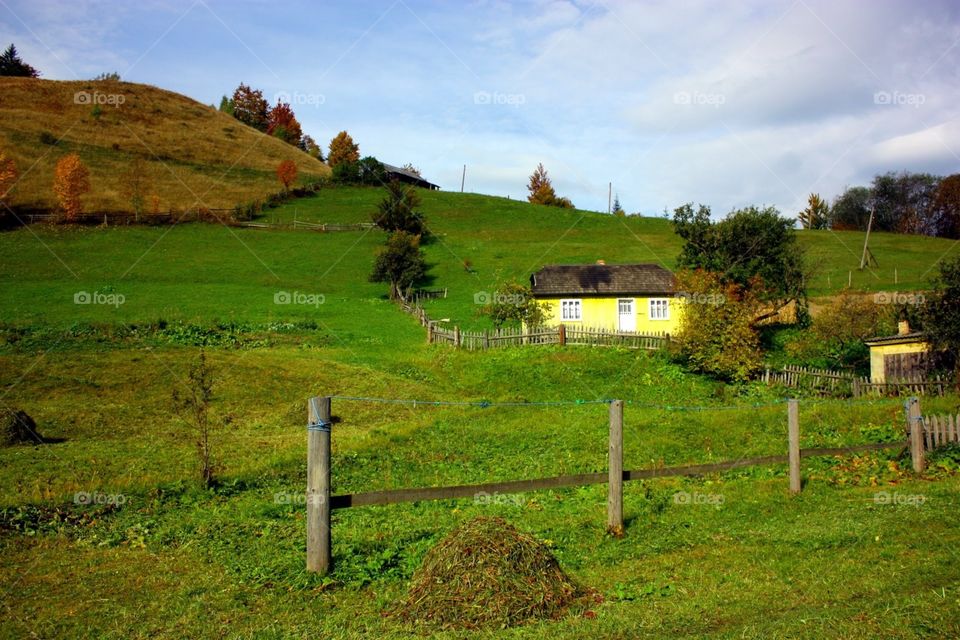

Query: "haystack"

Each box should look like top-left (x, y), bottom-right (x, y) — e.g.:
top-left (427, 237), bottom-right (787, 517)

top-left (1, 406), bottom-right (42, 445)
top-left (398, 516), bottom-right (584, 629)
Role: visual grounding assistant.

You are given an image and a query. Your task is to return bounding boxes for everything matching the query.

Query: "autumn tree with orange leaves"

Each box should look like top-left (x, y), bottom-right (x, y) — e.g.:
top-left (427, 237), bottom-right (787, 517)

top-left (53, 153), bottom-right (91, 221)
top-left (267, 101), bottom-right (302, 146)
top-left (277, 159), bottom-right (297, 190)
top-left (0, 150), bottom-right (17, 208)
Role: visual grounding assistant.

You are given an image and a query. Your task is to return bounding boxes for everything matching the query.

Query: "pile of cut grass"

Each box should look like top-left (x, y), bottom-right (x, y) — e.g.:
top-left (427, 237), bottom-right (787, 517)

top-left (397, 516), bottom-right (588, 630)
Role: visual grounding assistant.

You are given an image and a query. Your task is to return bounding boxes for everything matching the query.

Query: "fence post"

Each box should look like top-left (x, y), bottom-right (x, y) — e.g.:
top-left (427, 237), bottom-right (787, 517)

top-left (307, 396), bottom-right (332, 574)
top-left (558, 323), bottom-right (566, 346)
top-left (607, 400), bottom-right (624, 537)
top-left (454, 326), bottom-right (461, 348)
top-left (426, 322), bottom-right (433, 344)
top-left (907, 396), bottom-right (924, 473)
top-left (788, 399), bottom-right (801, 494)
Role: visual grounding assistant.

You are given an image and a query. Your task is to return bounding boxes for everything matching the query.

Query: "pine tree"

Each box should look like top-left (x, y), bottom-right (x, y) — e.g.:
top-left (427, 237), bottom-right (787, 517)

top-left (0, 44), bottom-right (39, 78)
top-left (798, 193), bottom-right (829, 229)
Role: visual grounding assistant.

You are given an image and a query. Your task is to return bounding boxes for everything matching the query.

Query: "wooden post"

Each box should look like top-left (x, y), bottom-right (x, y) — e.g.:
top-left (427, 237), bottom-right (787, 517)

top-left (607, 400), bottom-right (624, 537)
top-left (426, 322), bottom-right (433, 344)
top-left (558, 323), bottom-right (566, 346)
top-left (454, 326), bottom-right (461, 348)
top-left (788, 399), bottom-right (801, 494)
top-left (307, 396), bottom-right (332, 574)
top-left (907, 397), bottom-right (924, 473)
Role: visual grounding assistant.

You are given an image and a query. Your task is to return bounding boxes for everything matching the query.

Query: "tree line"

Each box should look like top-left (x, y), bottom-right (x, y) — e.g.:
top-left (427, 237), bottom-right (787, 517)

top-left (799, 171), bottom-right (960, 238)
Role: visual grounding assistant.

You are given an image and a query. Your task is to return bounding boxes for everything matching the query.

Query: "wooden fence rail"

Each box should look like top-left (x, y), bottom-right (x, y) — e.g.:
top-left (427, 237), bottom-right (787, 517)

top-left (762, 365), bottom-right (950, 398)
top-left (305, 395), bottom-right (931, 575)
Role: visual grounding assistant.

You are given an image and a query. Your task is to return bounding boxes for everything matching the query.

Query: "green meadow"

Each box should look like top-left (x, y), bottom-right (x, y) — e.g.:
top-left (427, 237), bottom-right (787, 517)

top-left (1, 186), bottom-right (959, 639)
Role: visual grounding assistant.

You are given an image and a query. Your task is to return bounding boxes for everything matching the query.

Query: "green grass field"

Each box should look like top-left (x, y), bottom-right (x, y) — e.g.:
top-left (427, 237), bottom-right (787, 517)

top-left (2, 185), bottom-right (959, 639)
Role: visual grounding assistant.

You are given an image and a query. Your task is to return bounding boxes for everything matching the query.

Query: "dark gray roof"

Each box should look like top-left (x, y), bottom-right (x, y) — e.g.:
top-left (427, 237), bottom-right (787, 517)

top-left (530, 264), bottom-right (676, 297)
top-left (382, 163), bottom-right (439, 189)
top-left (864, 332), bottom-right (928, 346)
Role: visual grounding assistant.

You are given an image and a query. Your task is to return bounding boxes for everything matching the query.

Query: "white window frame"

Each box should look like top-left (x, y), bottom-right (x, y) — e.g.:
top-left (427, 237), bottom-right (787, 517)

top-left (560, 299), bottom-right (582, 321)
top-left (649, 298), bottom-right (670, 321)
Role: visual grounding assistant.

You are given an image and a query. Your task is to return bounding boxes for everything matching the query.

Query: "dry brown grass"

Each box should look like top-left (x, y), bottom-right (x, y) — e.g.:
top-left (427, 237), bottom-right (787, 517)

top-left (0, 77), bottom-right (330, 213)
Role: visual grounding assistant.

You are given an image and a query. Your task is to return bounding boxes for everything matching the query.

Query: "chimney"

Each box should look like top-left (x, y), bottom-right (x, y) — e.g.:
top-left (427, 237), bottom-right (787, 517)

top-left (596, 259), bottom-right (606, 265)
top-left (898, 320), bottom-right (910, 335)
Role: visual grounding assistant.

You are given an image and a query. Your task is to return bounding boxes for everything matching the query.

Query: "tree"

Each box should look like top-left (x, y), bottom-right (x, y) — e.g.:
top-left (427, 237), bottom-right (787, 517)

top-left (53, 154), bottom-right (91, 222)
top-left (0, 44), bottom-right (39, 77)
top-left (328, 131), bottom-right (359, 168)
top-left (120, 158), bottom-right (152, 218)
top-left (276, 159), bottom-right (297, 190)
top-left (0, 150), bottom-right (17, 208)
top-left (172, 350), bottom-right (221, 489)
top-left (798, 193), bottom-right (828, 229)
top-left (218, 95), bottom-right (235, 116)
top-left (930, 174), bottom-right (960, 239)
top-left (92, 71), bottom-right (120, 81)
top-left (526, 163), bottom-right (574, 208)
top-left (331, 160), bottom-right (360, 184)
top-left (921, 255), bottom-right (960, 383)
top-left (611, 194), bottom-right (625, 217)
top-left (369, 231), bottom-right (427, 300)
top-left (527, 163), bottom-right (556, 204)
top-left (673, 269), bottom-right (763, 382)
top-left (299, 134), bottom-right (323, 161)
top-left (231, 83), bottom-right (268, 131)
top-left (357, 156), bottom-right (386, 185)
top-left (829, 185), bottom-right (872, 231)
top-left (401, 163), bottom-right (422, 177)
top-left (871, 171), bottom-right (940, 235)
top-left (673, 203), bottom-right (806, 309)
top-left (266, 101), bottom-right (302, 146)
top-left (371, 180), bottom-right (427, 235)
top-left (480, 280), bottom-right (550, 328)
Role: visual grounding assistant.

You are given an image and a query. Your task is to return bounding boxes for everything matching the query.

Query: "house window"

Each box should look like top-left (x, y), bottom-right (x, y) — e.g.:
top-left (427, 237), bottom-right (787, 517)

top-left (560, 299), bottom-right (582, 321)
top-left (649, 298), bottom-right (669, 320)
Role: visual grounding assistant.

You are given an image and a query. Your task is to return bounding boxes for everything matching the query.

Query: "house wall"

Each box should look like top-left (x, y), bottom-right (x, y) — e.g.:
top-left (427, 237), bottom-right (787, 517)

top-left (868, 342), bottom-right (930, 383)
top-left (538, 296), bottom-right (683, 334)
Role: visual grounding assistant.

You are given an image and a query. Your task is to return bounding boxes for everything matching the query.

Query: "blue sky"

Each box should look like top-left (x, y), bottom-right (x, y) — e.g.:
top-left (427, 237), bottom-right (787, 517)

top-left (2, 0), bottom-right (959, 215)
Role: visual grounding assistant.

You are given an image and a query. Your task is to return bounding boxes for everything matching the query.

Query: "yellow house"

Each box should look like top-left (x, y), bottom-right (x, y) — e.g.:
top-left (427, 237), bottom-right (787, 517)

top-left (529, 262), bottom-right (682, 334)
top-left (864, 321), bottom-right (931, 383)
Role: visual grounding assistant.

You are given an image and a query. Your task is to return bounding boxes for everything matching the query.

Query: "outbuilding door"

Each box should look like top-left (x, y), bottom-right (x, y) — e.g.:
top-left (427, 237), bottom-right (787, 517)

top-left (617, 299), bottom-right (636, 332)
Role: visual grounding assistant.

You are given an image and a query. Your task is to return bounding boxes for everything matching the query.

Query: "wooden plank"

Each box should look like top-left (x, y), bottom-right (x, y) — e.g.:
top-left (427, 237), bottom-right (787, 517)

top-left (306, 396), bottom-right (332, 574)
top-left (908, 397), bottom-right (925, 472)
top-left (788, 399), bottom-right (801, 494)
top-left (607, 400), bottom-right (624, 536)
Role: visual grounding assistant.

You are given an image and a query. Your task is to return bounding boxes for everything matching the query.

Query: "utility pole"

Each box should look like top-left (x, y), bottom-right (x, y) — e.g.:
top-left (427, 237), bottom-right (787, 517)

top-left (860, 204), bottom-right (879, 270)
top-left (608, 182), bottom-right (612, 214)
top-left (461, 165), bottom-right (466, 193)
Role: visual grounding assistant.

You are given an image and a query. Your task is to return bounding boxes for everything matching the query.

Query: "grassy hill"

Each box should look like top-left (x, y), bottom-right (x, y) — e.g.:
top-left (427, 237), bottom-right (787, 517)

top-left (0, 185), bottom-right (954, 337)
top-left (0, 78), bottom-right (330, 213)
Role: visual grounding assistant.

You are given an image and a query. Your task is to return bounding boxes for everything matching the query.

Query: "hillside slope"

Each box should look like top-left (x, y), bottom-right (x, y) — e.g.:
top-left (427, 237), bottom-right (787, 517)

top-left (0, 78), bottom-right (330, 213)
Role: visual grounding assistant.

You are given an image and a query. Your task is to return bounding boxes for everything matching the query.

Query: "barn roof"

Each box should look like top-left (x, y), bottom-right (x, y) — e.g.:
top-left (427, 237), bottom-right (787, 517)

top-left (529, 264), bottom-right (676, 297)
top-left (382, 163), bottom-right (439, 190)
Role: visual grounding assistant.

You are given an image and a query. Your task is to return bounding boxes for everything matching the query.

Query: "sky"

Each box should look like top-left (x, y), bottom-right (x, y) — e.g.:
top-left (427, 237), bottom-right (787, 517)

top-left (2, 0), bottom-right (959, 216)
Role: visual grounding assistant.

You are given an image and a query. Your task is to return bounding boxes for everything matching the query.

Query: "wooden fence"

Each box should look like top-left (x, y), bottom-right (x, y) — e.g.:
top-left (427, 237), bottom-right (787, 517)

top-left (923, 413), bottom-right (960, 449)
top-left (397, 291), bottom-right (670, 352)
top-left (427, 323), bottom-right (670, 351)
top-left (237, 220), bottom-right (377, 232)
top-left (762, 365), bottom-right (950, 398)
top-left (304, 395), bottom-right (938, 575)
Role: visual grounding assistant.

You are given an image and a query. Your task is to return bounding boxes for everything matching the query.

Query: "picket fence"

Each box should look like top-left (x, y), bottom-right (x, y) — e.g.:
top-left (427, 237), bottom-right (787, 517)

top-left (763, 365), bottom-right (951, 398)
top-left (923, 413), bottom-right (960, 449)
